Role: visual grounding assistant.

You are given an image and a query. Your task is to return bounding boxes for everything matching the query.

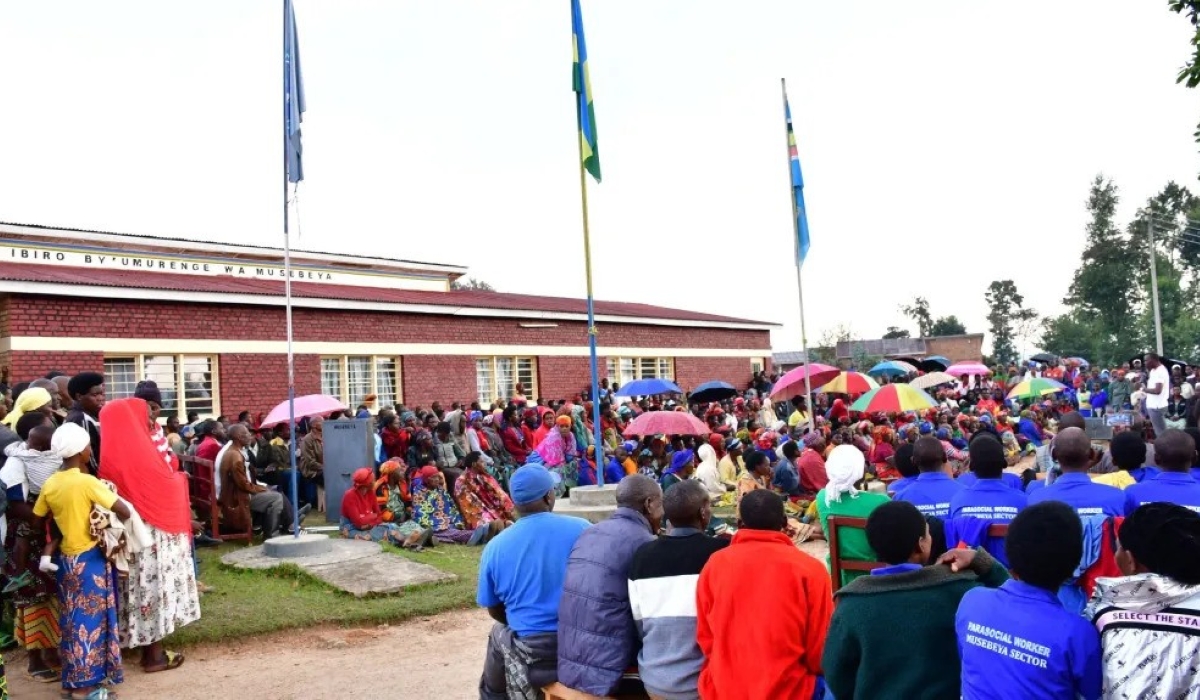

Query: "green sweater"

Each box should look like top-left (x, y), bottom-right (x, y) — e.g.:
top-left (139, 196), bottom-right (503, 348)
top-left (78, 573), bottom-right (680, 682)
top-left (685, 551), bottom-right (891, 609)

top-left (821, 549), bottom-right (1010, 700)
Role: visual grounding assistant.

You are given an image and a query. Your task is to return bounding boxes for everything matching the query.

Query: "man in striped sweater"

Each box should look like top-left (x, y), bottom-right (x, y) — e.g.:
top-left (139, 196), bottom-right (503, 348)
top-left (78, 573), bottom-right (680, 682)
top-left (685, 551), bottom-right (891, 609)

top-left (628, 480), bottom-right (728, 700)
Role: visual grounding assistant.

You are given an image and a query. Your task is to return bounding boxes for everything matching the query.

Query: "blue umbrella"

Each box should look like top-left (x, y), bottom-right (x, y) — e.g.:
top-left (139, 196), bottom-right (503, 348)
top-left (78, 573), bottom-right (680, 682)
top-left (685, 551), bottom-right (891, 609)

top-left (923, 355), bottom-right (952, 369)
top-left (868, 360), bottom-right (916, 377)
top-left (615, 378), bottom-right (683, 397)
top-left (689, 380), bottom-right (737, 404)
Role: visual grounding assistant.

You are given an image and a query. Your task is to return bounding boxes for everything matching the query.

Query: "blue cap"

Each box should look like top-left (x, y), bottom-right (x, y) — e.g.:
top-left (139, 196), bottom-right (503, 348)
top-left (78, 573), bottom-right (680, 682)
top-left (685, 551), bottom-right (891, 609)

top-left (725, 438), bottom-right (741, 450)
top-left (509, 464), bottom-right (561, 505)
top-left (918, 421), bottom-right (933, 435)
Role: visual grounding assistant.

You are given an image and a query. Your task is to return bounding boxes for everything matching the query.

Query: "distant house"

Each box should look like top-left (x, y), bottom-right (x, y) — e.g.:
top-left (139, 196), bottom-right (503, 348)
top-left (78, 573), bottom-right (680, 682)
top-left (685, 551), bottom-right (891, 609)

top-left (774, 334), bottom-right (984, 371)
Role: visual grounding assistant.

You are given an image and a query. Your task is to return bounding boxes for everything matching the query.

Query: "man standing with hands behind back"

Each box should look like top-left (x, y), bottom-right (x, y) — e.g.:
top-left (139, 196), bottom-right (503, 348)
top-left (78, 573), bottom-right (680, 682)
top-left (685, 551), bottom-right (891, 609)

top-left (1145, 353), bottom-right (1171, 438)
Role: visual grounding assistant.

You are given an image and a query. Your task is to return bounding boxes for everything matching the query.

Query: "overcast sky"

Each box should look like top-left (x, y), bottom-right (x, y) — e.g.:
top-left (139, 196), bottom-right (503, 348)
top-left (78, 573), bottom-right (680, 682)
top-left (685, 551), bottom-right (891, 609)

top-left (1, 1), bottom-right (1197, 352)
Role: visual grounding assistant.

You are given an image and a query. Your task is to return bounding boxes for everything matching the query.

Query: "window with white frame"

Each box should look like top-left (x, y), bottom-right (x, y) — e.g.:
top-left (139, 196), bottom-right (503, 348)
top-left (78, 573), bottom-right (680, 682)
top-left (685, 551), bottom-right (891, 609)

top-left (607, 357), bottom-right (674, 385)
top-left (751, 358), bottom-right (765, 375)
top-left (320, 356), bottom-right (402, 409)
top-left (476, 357), bottom-right (536, 405)
top-left (103, 354), bottom-right (218, 421)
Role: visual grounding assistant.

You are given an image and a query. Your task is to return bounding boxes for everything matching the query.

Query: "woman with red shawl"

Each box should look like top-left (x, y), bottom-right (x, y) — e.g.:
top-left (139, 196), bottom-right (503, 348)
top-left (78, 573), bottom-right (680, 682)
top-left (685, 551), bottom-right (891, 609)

top-left (98, 396), bottom-right (198, 674)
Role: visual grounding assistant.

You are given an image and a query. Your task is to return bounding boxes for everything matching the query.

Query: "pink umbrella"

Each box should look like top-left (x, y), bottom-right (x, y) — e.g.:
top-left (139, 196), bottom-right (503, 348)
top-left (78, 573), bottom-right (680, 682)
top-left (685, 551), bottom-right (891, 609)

top-left (622, 411), bottom-right (710, 437)
top-left (946, 362), bottom-right (992, 377)
top-left (770, 363), bottom-right (842, 399)
top-left (259, 394), bottom-right (349, 428)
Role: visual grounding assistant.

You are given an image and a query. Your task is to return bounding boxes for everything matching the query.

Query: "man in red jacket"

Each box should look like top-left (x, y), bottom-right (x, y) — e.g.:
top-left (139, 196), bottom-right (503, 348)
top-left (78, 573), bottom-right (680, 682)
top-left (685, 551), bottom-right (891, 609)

top-left (696, 489), bottom-right (832, 700)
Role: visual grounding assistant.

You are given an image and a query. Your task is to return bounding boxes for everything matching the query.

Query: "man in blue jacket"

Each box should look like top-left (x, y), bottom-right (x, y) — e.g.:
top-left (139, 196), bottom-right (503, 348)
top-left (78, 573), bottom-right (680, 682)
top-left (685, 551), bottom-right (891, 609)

top-left (557, 474), bottom-right (663, 696)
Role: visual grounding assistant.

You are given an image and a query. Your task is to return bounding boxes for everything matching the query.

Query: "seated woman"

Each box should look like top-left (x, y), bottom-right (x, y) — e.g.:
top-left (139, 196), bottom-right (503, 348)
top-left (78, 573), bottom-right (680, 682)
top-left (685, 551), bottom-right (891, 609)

top-left (374, 460), bottom-right (410, 522)
top-left (534, 415), bottom-right (579, 493)
top-left (411, 466), bottom-right (492, 545)
top-left (453, 451), bottom-right (514, 532)
top-left (814, 445), bottom-right (891, 587)
top-left (341, 468), bottom-right (429, 550)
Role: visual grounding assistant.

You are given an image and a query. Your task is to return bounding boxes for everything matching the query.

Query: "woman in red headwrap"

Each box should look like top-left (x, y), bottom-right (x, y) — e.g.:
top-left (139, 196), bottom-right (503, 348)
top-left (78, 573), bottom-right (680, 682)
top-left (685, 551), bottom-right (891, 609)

top-left (98, 397), bottom-right (198, 674)
top-left (341, 467), bottom-right (429, 549)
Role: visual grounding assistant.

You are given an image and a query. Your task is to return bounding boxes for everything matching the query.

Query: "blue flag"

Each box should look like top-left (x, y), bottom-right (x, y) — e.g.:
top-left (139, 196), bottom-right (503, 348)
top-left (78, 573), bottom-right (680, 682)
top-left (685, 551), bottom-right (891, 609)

top-left (784, 94), bottom-right (810, 265)
top-left (284, 0), bottom-right (306, 183)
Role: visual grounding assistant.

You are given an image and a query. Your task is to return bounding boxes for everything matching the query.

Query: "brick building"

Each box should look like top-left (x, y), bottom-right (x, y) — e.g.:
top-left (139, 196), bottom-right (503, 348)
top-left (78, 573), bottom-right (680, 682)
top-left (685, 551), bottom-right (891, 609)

top-left (0, 223), bottom-right (774, 421)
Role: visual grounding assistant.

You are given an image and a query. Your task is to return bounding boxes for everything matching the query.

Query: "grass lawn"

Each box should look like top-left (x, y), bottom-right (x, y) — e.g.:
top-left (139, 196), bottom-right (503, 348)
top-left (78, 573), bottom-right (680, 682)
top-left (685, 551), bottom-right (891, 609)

top-left (165, 542), bottom-right (483, 646)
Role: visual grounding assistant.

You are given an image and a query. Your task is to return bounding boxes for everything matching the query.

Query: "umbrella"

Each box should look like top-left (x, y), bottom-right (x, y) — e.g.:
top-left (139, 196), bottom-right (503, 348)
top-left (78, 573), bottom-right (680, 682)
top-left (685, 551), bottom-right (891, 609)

top-left (868, 360), bottom-right (917, 377)
top-left (816, 371), bottom-right (879, 395)
top-left (1126, 354), bottom-right (1189, 373)
top-left (260, 394), bottom-right (348, 428)
top-left (622, 410), bottom-right (710, 437)
top-left (849, 384), bottom-right (937, 413)
top-left (910, 371), bottom-right (957, 391)
top-left (1029, 352), bottom-right (1060, 364)
top-left (1066, 357), bottom-right (1089, 368)
top-left (921, 355), bottom-right (952, 371)
top-left (770, 363), bottom-right (841, 400)
top-left (689, 381), bottom-right (737, 404)
top-left (946, 362), bottom-right (992, 377)
top-left (1007, 377), bottom-right (1067, 401)
top-left (615, 378), bottom-right (682, 397)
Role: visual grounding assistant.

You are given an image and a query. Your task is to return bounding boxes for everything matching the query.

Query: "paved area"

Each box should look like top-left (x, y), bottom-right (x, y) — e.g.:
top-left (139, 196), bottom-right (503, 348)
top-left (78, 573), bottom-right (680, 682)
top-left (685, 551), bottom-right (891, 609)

top-left (222, 538), bottom-right (455, 596)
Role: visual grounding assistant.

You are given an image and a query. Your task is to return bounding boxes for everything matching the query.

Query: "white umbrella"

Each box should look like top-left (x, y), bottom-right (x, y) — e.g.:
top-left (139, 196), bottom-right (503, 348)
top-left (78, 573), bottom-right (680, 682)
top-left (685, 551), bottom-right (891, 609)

top-left (910, 372), bottom-right (957, 391)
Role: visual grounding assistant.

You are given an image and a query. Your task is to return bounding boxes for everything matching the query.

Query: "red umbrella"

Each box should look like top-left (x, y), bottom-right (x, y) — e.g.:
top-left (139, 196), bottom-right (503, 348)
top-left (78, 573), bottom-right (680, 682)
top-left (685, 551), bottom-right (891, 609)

top-left (622, 411), bottom-right (710, 437)
top-left (770, 363), bottom-right (841, 400)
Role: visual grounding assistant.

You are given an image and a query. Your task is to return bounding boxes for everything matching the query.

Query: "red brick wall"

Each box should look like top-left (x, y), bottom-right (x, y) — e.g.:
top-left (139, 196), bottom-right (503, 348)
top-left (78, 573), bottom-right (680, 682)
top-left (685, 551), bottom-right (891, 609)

top-left (925, 335), bottom-right (984, 363)
top-left (401, 355), bottom-right (476, 410)
top-left (5, 351), bottom-right (104, 383)
top-left (537, 356), bottom-right (594, 401)
top-left (675, 357), bottom-right (756, 394)
top-left (3, 296), bottom-right (771, 350)
top-left (219, 353), bottom-right (321, 419)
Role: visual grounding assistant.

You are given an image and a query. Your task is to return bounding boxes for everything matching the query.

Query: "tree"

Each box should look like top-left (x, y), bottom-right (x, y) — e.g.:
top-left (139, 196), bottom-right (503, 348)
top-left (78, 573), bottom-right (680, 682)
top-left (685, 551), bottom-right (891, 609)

top-left (984, 280), bottom-right (1036, 365)
top-left (1167, 2), bottom-right (1200, 162)
top-left (901, 297), bottom-right (933, 337)
top-left (929, 316), bottom-right (967, 336)
top-left (882, 326), bottom-right (910, 339)
top-left (812, 324), bottom-right (855, 364)
top-left (451, 277), bottom-right (495, 291)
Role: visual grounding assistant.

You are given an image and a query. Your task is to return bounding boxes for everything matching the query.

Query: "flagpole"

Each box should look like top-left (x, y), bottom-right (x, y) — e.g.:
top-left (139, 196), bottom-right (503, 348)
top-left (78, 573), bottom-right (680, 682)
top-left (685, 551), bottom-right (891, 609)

top-left (284, 0), bottom-right (299, 538)
top-left (577, 135), bottom-right (606, 485)
top-left (781, 78), bottom-right (814, 435)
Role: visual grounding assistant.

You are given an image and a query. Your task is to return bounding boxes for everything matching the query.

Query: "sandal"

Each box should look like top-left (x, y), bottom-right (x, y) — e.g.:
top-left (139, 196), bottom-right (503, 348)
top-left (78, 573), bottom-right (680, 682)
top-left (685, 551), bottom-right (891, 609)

top-left (142, 649), bottom-right (185, 673)
top-left (403, 544), bottom-right (426, 553)
top-left (28, 668), bottom-right (59, 683)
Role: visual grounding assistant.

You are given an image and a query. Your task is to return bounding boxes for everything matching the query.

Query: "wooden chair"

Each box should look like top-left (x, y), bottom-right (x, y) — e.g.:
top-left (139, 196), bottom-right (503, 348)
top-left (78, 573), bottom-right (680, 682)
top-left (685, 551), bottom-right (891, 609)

top-left (183, 454), bottom-right (254, 544)
top-left (827, 516), bottom-right (1012, 591)
top-left (826, 515), bottom-right (882, 591)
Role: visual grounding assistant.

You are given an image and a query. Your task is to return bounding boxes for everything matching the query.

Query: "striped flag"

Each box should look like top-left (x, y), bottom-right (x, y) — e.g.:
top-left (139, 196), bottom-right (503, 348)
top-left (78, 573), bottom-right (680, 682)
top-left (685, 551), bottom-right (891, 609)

top-left (784, 93), bottom-right (811, 264)
top-left (572, 0), bottom-right (600, 183)
top-left (284, 0), bottom-right (306, 183)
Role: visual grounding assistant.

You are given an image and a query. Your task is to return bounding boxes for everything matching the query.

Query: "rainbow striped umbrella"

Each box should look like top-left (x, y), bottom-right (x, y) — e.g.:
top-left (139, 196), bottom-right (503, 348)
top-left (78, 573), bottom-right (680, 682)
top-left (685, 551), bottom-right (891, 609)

top-left (1007, 377), bottom-right (1067, 401)
top-left (849, 384), bottom-right (937, 413)
top-left (817, 371), bottom-right (879, 395)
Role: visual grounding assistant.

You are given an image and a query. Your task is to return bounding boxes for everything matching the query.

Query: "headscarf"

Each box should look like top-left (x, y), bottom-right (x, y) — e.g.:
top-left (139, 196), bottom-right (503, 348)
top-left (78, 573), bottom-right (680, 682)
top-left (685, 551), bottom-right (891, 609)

top-left (51, 421), bottom-right (90, 459)
top-left (535, 421), bottom-right (577, 467)
top-left (802, 431), bottom-right (823, 448)
top-left (664, 449), bottom-right (694, 476)
top-left (3, 387), bottom-right (51, 428)
top-left (379, 460), bottom-right (401, 477)
top-left (413, 464), bottom-right (439, 484)
top-left (352, 467), bottom-right (374, 487)
top-left (824, 444), bottom-right (866, 508)
top-left (98, 398), bottom-right (192, 535)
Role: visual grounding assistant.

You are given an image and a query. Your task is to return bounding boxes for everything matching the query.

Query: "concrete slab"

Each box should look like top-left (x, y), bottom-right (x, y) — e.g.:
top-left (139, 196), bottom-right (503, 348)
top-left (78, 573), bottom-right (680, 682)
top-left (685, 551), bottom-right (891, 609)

top-left (553, 499), bottom-right (615, 524)
top-left (568, 484), bottom-right (618, 506)
top-left (222, 539), bottom-right (455, 597)
top-left (263, 533), bottom-right (333, 558)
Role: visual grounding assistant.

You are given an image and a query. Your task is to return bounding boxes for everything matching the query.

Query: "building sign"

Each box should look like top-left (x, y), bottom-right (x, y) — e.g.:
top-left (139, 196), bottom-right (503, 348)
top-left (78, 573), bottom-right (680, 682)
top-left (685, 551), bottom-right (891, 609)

top-left (0, 241), bottom-right (448, 292)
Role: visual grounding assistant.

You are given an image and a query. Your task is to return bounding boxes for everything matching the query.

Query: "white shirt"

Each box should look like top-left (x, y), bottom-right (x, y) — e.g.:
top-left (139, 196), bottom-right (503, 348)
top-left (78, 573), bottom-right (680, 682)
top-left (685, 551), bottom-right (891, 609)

top-left (1181, 381), bottom-right (1195, 401)
top-left (1146, 365), bottom-right (1171, 410)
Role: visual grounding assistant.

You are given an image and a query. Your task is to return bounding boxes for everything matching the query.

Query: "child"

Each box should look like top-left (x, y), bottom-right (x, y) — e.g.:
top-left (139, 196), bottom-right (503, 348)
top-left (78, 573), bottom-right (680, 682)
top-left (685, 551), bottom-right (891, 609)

top-left (1091, 431), bottom-right (1155, 489)
top-left (32, 423), bottom-right (132, 699)
top-left (822, 500), bottom-right (1009, 699)
top-left (955, 501), bottom-right (1102, 699)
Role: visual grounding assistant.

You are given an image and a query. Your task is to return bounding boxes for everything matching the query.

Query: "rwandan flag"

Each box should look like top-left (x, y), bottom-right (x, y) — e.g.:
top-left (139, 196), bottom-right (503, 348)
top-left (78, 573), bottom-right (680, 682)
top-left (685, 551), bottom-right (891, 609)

top-left (784, 91), bottom-right (811, 265)
top-left (572, 0), bottom-right (600, 183)
top-left (284, 0), bottom-right (306, 183)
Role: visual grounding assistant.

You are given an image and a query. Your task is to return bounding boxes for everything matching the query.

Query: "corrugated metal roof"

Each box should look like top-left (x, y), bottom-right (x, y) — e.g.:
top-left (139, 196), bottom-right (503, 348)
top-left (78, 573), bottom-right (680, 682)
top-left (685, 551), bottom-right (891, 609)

top-left (0, 262), bottom-right (771, 326)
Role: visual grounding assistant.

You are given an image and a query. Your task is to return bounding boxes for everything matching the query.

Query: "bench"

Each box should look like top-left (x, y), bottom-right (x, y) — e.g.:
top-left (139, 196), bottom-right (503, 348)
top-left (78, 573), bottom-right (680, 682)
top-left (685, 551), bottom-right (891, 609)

top-left (182, 454), bottom-right (254, 544)
top-left (827, 515), bottom-right (1008, 591)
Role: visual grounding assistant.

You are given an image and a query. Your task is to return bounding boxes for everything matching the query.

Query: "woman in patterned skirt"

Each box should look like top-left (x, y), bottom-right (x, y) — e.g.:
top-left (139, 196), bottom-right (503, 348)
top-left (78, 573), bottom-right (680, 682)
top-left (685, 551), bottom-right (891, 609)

top-left (98, 393), bottom-right (199, 675)
top-left (33, 422), bottom-right (129, 700)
